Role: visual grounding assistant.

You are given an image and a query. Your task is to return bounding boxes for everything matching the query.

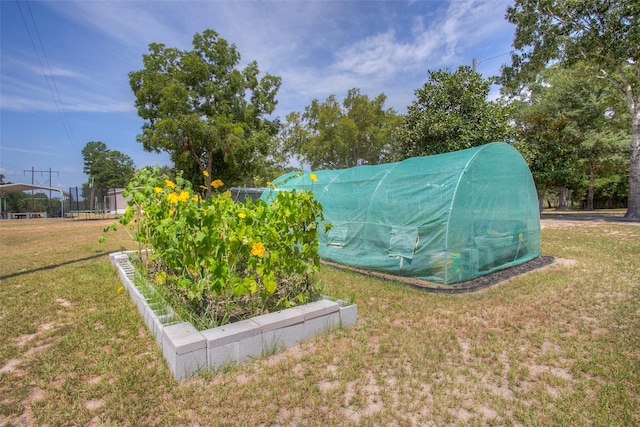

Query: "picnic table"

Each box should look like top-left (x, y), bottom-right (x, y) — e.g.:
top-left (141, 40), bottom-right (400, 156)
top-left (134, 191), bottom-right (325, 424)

top-left (2, 212), bottom-right (47, 219)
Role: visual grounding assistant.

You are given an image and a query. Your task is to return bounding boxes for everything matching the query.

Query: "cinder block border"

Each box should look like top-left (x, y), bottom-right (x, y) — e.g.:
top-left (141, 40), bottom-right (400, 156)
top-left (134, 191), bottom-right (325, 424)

top-left (109, 251), bottom-right (357, 380)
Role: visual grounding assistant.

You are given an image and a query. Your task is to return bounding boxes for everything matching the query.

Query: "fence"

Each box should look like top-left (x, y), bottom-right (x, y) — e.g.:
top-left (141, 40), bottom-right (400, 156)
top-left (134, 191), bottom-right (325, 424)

top-left (67, 187), bottom-right (128, 217)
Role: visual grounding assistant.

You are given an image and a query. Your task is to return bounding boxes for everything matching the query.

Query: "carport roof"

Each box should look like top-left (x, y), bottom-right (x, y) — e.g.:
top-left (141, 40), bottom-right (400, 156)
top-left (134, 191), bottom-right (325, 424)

top-left (0, 183), bottom-right (69, 198)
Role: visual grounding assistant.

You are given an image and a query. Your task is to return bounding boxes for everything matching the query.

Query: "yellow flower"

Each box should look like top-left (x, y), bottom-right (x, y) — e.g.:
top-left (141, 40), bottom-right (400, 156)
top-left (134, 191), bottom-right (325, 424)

top-left (117, 286), bottom-right (124, 293)
top-left (153, 187), bottom-right (163, 194)
top-left (166, 193), bottom-right (179, 204)
top-left (238, 212), bottom-right (246, 219)
top-left (203, 170), bottom-right (209, 177)
top-left (211, 179), bottom-right (224, 189)
top-left (223, 190), bottom-right (232, 197)
top-left (266, 181), bottom-right (276, 188)
top-left (309, 173), bottom-right (318, 182)
top-left (169, 209), bottom-right (174, 217)
top-left (178, 190), bottom-right (190, 202)
top-left (164, 179), bottom-right (176, 189)
top-left (193, 195), bottom-right (199, 202)
top-left (251, 242), bottom-right (265, 257)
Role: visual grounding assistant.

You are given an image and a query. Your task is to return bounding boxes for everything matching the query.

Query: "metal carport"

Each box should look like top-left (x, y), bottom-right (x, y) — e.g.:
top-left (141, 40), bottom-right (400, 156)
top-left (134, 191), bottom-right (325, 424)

top-left (0, 183), bottom-right (69, 218)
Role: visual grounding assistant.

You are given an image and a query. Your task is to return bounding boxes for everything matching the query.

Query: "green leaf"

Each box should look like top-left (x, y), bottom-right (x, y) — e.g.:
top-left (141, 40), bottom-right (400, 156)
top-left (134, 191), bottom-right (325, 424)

top-left (195, 230), bottom-right (207, 242)
top-left (262, 271), bottom-right (277, 294)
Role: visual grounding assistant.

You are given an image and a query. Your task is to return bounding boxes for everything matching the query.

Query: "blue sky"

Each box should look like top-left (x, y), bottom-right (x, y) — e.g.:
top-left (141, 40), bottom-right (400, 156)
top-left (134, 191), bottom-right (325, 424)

top-left (1, 0), bottom-right (515, 190)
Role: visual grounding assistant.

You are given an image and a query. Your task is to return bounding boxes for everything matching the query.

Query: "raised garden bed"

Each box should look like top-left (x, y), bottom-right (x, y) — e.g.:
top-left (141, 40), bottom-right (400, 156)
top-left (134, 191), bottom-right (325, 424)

top-left (109, 251), bottom-right (357, 380)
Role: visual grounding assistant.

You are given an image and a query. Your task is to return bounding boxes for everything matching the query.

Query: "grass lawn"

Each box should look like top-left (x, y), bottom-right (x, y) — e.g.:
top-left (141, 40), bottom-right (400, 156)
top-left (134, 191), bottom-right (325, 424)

top-left (1, 216), bottom-right (639, 426)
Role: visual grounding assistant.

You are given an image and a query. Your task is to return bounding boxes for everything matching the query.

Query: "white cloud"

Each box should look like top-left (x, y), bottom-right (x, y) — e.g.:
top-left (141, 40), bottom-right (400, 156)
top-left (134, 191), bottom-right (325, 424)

top-left (42, 66), bottom-right (80, 78)
top-left (333, 30), bottom-right (437, 78)
top-left (328, 0), bottom-right (512, 84)
top-left (46, 1), bottom-right (190, 53)
top-left (1, 71), bottom-right (134, 113)
top-left (0, 146), bottom-right (63, 157)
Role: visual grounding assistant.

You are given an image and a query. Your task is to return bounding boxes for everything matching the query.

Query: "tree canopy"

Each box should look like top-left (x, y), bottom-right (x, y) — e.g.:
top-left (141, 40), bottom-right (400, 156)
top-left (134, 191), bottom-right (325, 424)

top-left (129, 29), bottom-right (282, 196)
top-left (81, 141), bottom-right (135, 189)
top-left (280, 88), bottom-right (399, 170)
top-left (502, 0), bottom-right (640, 218)
top-left (393, 66), bottom-right (511, 159)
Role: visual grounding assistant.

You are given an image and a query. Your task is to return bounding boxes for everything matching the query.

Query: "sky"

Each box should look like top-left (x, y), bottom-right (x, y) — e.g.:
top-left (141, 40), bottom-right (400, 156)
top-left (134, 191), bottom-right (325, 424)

top-left (1, 0), bottom-right (516, 191)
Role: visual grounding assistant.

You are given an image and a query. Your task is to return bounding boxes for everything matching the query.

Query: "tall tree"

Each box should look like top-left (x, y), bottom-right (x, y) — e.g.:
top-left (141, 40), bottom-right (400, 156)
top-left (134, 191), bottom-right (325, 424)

top-left (81, 141), bottom-right (135, 189)
top-left (281, 88), bottom-right (398, 170)
top-left (393, 66), bottom-right (511, 159)
top-left (501, 0), bottom-right (640, 218)
top-left (129, 29), bottom-right (281, 197)
top-left (579, 130), bottom-right (629, 210)
top-left (511, 65), bottom-right (630, 210)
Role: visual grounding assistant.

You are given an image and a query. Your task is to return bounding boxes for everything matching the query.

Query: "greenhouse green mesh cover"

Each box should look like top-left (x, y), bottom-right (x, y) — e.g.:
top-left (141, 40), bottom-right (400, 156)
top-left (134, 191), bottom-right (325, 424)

top-left (262, 142), bottom-right (541, 285)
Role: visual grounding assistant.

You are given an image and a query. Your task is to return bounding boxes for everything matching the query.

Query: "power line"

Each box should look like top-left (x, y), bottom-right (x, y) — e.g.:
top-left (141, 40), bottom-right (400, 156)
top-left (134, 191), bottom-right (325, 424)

top-left (472, 51), bottom-right (512, 72)
top-left (15, 0), bottom-right (81, 159)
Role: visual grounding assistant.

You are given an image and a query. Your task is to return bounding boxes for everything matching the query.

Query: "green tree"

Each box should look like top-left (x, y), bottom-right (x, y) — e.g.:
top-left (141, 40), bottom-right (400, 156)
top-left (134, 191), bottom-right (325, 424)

top-left (81, 141), bottom-right (135, 189)
top-left (502, 0), bottom-right (640, 218)
top-left (393, 66), bottom-right (511, 159)
top-left (281, 88), bottom-right (399, 170)
top-left (580, 130), bottom-right (629, 210)
top-left (509, 65), bottom-right (627, 210)
top-left (511, 103), bottom-right (581, 210)
top-left (129, 29), bottom-right (281, 197)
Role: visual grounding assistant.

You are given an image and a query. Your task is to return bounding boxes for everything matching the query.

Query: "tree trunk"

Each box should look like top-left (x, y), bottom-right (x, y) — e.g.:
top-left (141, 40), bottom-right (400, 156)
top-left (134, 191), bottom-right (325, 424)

top-left (586, 162), bottom-right (596, 211)
top-left (537, 187), bottom-right (547, 212)
top-left (625, 115), bottom-right (640, 219)
top-left (557, 185), bottom-right (570, 211)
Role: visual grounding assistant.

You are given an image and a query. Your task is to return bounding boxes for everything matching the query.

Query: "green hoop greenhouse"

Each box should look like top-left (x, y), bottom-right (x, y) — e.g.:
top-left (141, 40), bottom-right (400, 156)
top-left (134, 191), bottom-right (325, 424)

top-left (263, 142), bottom-right (541, 286)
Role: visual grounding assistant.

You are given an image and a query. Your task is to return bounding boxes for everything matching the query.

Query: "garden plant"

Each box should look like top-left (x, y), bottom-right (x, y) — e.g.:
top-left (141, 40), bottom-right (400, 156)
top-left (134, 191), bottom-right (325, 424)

top-left (104, 166), bottom-right (329, 329)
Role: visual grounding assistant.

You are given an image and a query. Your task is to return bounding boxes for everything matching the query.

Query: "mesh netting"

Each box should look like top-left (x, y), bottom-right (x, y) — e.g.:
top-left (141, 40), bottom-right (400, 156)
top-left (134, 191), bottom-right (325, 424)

top-left (262, 143), bottom-right (541, 285)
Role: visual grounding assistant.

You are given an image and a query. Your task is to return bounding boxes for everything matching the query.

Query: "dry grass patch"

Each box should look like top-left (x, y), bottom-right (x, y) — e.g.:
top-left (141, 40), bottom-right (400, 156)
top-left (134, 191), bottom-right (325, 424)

top-left (0, 218), bottom-right (639, 425)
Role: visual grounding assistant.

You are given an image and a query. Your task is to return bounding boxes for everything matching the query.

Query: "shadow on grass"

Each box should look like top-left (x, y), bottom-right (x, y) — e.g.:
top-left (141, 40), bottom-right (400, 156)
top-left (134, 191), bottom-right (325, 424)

top-left (0, 248), bottom-right (126, 281)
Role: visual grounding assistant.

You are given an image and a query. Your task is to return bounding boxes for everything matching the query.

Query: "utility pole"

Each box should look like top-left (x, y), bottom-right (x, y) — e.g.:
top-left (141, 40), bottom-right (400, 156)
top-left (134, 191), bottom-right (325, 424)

top-left (24, 167), bottom-right (59, 214)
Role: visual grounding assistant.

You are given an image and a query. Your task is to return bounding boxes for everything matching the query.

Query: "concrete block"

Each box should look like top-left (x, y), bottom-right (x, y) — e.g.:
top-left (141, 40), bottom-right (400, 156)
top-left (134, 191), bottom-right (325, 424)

top-left (260, 330), bottom-right (286, 355)
top-left (142, 304), bottom-right (156, 335)
top-left (124, 275), bottom-right (144, 302)
top-left (237, 334), bottom-right (265, 362)
top-left (339, 304), bottom-right (358, 327)
top-left (292, 299), bottom-right (340, 320)
top-left (202, 319), bottom-right (260, 348)
top-left (135, 295), bottom-right (149, 318)
top-left (109, 252), bottom-right (127, 267)
top-left (328, 311), bottom-right (342, 330)
top-left (175, 349), bottom-right (208, 380)
top-left (162, 322), bottom-right (207, 380)
top-left (151, 316), bottom-right (164, 349)
top-left (262, 321), bottom-right (306, 350)
top-left (304, 313), bottom-right (337, 339)
top-left (163, 322), bottom-right (205, 354)
top-left (251, 309), bottom-right (305, 333)
top-left (207, 341), bottom-right (237, 369)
